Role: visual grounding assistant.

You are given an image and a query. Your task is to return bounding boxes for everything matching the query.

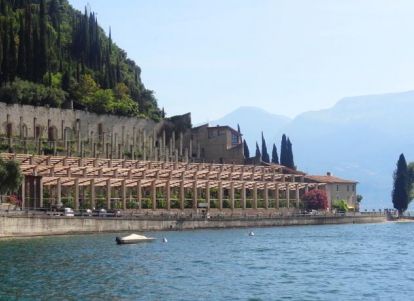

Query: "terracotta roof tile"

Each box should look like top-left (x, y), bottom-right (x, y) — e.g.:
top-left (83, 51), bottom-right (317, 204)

top-left (306, 175), bottom-right (358, 184)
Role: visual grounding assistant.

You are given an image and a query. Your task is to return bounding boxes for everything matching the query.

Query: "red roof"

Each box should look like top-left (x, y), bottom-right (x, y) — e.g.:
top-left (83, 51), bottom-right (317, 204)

top-left (306, 175), bottom-right (357, 184)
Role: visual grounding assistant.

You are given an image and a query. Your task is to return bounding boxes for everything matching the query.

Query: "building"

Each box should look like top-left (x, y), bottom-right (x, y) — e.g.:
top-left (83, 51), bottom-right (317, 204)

top-left (305, 172), bottom-right (358, 210)
top-left (190, 124), bottom-right (244, 164)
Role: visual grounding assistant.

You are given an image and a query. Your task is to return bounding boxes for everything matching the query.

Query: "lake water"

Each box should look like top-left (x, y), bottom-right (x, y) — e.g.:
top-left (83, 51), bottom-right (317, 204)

top-left (0, 222), bottom-right (413, 300)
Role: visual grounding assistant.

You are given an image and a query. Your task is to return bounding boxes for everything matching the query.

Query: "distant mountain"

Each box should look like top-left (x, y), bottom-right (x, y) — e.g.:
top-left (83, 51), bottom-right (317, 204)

top-left (211, 106), bottom-right (291, 148)
top-left (213, 91), bottom-right (414, 209)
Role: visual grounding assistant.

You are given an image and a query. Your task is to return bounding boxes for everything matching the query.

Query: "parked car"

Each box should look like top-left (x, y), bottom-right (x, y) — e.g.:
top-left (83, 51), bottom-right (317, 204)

top-left (64, 208), bottom-right (75, 217)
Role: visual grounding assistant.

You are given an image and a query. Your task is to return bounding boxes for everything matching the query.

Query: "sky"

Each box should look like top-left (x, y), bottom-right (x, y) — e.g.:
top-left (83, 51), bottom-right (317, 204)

top-left (70, 0), bottom-right (414, 124)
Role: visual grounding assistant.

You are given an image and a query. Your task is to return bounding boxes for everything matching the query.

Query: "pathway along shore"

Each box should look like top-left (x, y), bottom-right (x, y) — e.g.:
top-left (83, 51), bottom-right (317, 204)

top-left (0, 211), bottom-right (386, 238)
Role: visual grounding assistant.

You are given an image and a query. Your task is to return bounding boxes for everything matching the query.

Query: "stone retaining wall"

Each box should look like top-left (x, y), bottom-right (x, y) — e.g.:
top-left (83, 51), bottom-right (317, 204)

top-left (0, 214), bottom-right (387, 237)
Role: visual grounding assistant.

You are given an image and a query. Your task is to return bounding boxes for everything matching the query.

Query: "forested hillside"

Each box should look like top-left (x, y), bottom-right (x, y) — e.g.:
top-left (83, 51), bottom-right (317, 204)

top-left (0, 0), bottom-right (162, 120)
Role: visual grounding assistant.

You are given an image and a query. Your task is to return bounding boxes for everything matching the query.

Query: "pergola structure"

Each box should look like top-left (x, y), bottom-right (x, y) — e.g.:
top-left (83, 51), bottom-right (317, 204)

top-left (1, 153), bottom-right (325, 212)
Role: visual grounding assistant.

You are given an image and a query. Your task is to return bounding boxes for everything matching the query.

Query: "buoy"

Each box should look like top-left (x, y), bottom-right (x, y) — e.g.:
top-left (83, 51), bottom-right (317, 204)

top-left (249, 231), bottom-right (255, 236)
top-left (162, 237), bottom-right (168, 243)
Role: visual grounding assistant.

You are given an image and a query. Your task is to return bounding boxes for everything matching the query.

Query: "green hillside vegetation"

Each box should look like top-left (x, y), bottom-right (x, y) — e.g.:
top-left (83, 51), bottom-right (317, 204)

top-left (0, 0), bottom-right (162, 120)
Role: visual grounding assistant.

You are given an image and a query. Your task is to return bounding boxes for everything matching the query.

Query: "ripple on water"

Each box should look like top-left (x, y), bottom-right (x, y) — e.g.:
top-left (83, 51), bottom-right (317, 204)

top-left (0, 223), bottom-right (412, 300)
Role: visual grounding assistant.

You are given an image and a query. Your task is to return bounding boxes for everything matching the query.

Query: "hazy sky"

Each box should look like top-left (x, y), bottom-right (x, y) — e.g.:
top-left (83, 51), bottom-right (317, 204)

top-left (70, 0), bottom-right (414, 123)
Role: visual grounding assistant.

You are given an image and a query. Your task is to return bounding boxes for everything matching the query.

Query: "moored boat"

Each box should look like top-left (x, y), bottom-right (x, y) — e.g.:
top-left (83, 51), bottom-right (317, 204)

top-left (115, 234), bottom-right (156, 244)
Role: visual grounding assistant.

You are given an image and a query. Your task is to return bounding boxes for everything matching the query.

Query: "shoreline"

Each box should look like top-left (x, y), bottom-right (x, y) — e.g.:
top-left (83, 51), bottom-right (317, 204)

top-left (0, 213), bottom-right (387, 238)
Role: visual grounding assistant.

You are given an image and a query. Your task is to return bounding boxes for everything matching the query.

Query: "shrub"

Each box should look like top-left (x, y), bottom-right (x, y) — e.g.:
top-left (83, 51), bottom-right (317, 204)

top-left (302, 189), bottom-right (328, 210)
top-left (332, 200), bottom-right (349, 212)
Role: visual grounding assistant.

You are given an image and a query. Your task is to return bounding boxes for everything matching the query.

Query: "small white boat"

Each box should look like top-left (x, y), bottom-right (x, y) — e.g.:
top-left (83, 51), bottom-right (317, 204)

top-left (249, 231), bottom-right (255, 236)
top-left (115, 234), bottom-right (156, 245)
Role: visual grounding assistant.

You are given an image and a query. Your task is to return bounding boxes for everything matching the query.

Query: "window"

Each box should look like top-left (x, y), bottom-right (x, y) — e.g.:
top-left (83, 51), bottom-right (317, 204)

top-left (336, 185), bottom-right (339, 191)
top-left (347, 185), bottom-right (349, 192)
top-left (352, 185), bottom-right (355, 192)
top-left (231, 133), bottom-right (238, 145)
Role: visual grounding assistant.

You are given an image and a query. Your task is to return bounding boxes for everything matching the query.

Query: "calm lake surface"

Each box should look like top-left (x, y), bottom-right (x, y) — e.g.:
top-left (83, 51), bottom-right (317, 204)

top-left (0, 222), bottom-right (413, 301)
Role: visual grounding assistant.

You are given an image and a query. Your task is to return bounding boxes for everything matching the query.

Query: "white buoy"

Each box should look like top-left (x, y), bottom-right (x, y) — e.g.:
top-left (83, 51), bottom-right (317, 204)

top-left (162, 237), bottom-right (168, 243)
top-left (249, 231), bottom-right (255, 236)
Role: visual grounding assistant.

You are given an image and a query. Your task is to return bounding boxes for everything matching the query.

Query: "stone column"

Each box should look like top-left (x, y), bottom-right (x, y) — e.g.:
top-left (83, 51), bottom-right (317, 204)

top-left (166, 181), bottom-right (171, 210)
top-left (57, 178), bottom-right (62, 207)
top-left (180, 180), bottom-right (185, 210)
top-left (230, 182), bottom-right (235, 209)
top-left (122, 180), bottom-right (127, 210)
top-left (218, 182), bottom-right (223, 210)
top-left (286, 183), bottom-right (290, 209)
top-left (275, 183), bottom-right (279, 209)
top-left (192, 181), bottom-right (198, 210)
top-left (152, 180), bottom-right (157, 210)
top-left (106, 179), bottom-right (111, 209)
top-left (137, 180), bottom-right (142, 210)
top-left (296, 184), bottom-right (300, 209)
top-left (242, 183), bottom-right (246, 209)
top-left (21, 177), bottom-right (25, 209)
top-left (206, 181), bottom-right (210, 209)
top-left (253, 182), bottom-right (258, 209)
top-left (264, 183), bottom-right (269, 209)
top-left (74, 178), bottom-right (79, 210)
top-left (90, 179), bottom-right (96, 209)
top-left (39, 177), bottom-right (44, 208)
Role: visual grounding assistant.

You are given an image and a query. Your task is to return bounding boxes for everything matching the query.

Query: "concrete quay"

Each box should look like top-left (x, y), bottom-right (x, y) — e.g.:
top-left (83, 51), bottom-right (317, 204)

top-left (0, 212), bottom-right (386, 237)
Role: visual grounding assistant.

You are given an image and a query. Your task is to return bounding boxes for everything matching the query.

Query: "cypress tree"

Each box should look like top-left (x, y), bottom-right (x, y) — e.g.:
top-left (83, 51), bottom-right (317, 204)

top-left (243, 140), bottom-right (250, 158)
top-left (39, 0), bottom-right (48, 80)
top-left (7, 19), bottom-right (17, 82)
top-left (17, 15), bottom-right (26, 78)
top-left (255, 142), bottom-right (261, 159)
top-left (271, 143), bottom-right (279, 164)
top-left (261, 132), bottom-right (270, 163)
top-left (392, 153), bottom-right (410, 215)
top-left (280, 134), bottom-right (287, 166)
top-left (286, 138), bottom-right (295, 169)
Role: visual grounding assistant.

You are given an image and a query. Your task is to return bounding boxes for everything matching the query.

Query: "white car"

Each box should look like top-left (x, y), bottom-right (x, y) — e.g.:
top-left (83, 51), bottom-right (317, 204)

top-left (64, 208), bottom-right (75, 217)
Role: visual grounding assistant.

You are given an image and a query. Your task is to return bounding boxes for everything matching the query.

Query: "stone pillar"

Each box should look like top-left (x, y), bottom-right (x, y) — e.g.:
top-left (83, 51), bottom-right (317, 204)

top-left (192, 180), bottom-right (198, 210)
top-left (152, 180), bottom-right (157, 210)
top-left (218, 182), bottom-right (223, 210)
top-left (180, 180), bottom-right (185, 210)
top-left (106, 179), bottom-right (111, 209)
top-left (230, 182), bottom-right (235, 209)
top-left (253, 182), bottom-right (258, 209)
top-left (296, 184), bottom-right (300, 208)
top-left (21, 177), bottom-right (25, 209)
top-left (166, 181), bottom-right (171, 210)
top-left (206, 181), bottom-right (210, 209)
top-left (90, 179), bottom-right (96, 209)
top-left (39, 177), bottom-right (43, 208)
top-left (242, 183), bottom-right (246, 209)
top-left (137, 180), bottom-right (142, 210)
top-left (286, 183), bottom-right (290, 209)
top-left (275, 183), bottom-right (279, 209)
top-left (264, 183), bottom-right (269, 209)
top-left (74, 178), bottom-right (79, 210)
top-left (122, 180), bottom-right (127, 210)
top-left (179, 132), bottom-right (183, 157)
top-left (57, 178), bottom-right (62, 207)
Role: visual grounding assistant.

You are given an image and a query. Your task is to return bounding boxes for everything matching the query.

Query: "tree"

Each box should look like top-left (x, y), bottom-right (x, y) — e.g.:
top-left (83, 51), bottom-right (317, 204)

top-left (280, 134), bottom-right (287, 166)
top-left (407, 162), bottom-right (414, 201)
top-left (302, 189), bottom-right (328, 210)
top-left (243, 140), bottom-right (250, 158)
top-left (0, 159), bottom-right (23, 195)
top-left (392, 154), bottom-right (410, 214)
top-left (261, 132), bottom-right (270, 163)
top-left (286, 138), bottom-right (295, 169)
top-left (255, 142), bottom-right (261, 159)
top-left (271, 143), bottom-right (279, 164)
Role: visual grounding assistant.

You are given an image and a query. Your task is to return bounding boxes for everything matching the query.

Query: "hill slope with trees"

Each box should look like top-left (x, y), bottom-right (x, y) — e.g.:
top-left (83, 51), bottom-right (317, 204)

top-left (0, 0), bottom-right (162, 120)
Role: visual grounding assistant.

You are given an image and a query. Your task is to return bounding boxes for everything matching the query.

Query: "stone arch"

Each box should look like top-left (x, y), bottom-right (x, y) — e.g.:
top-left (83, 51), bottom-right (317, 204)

top-left (5, 123), bottom-right (13, 138)
top-left (21, 124), bottom-right (28, 138)
top-left (35, 125), bottom-right (44, 139)
top-left (64, 127), bottom-right (73, 142)
top-left (48, 126), bottom-right (58, 142)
